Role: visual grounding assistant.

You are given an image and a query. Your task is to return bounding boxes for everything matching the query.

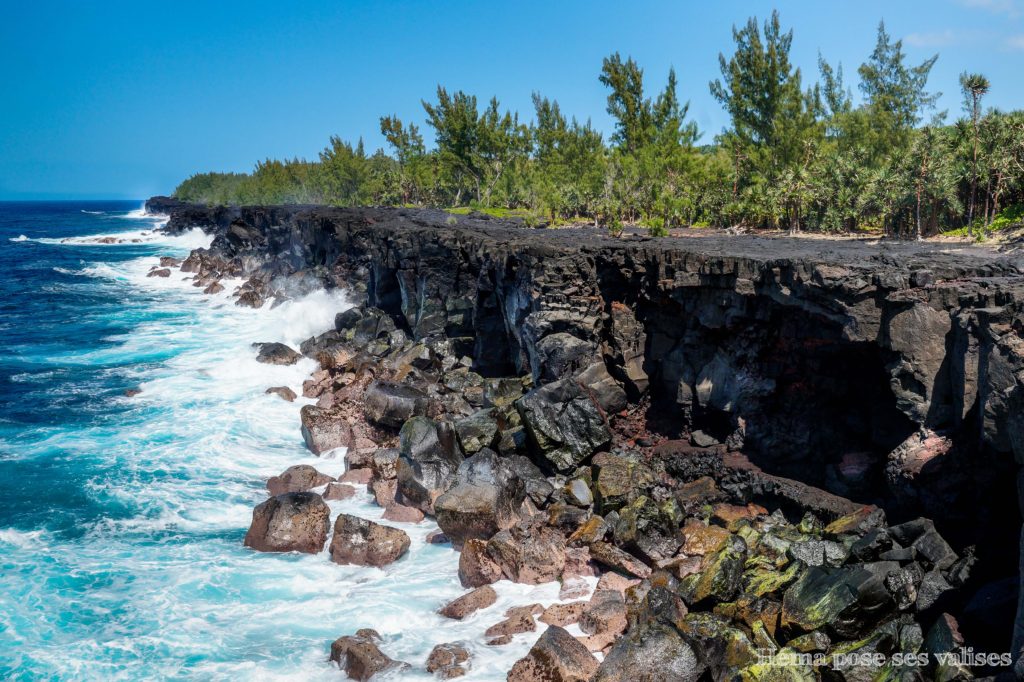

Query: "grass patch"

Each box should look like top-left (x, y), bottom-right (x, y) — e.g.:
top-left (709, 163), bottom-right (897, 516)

top-left (941, 204), bottom-right (1024, 238)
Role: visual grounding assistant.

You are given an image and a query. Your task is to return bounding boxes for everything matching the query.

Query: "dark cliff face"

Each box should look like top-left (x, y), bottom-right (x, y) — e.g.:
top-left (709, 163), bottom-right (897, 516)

top-left (150, 197), bottom-right (1024, 536)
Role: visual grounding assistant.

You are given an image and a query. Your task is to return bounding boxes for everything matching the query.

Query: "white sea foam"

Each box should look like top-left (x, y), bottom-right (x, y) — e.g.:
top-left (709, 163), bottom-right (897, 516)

top-left (81, 210), bottom-right (106, 215)
top-left (9, 234), bottom-right (29, 242)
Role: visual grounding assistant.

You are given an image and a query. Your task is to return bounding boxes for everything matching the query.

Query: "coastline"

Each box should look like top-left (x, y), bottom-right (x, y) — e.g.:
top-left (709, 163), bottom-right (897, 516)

top-left (147, 197), bottom-right (1024, 678)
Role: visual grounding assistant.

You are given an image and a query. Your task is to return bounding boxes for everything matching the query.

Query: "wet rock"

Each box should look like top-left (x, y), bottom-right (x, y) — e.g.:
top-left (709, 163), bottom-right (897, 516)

top-left (435, 448), bottom-right (524, 546)
top-left (147, 267), bottom-right (171, 278)
top-left (439, 585), bottom-right (497, 620)
top-left (426, 529), bottom-right (450, 544)
top-left (265, 385), bottom-right (297, 402)
top-left (243, 492), bottom-right (330, 553)
top-left (299, 405), bottom-right (353, 455)
top-left (363, 380), bottom-right (429, 428)
top-left (425, 642), bottom-right (470, 679)
top-left (458, 538), bottom-right (503, 588)
top-left (253, 342), bottom-right (302, 365)
top-left (203, 281), bottom-right (224, 295)
top-left (324, 482), bottom-right (357, 501)
top-left (339, 468), bottom-right (373, 485)
top-left (507, 625), bottom-right (598, 682)
top-left (381, 503), bottom-right (424, 523)
top-left (329, 513), bottom-right (411, 567)
top-left (124, 388), bottom-right (142, 397)
top-left (266, 464), bottom-right (334, 496)
top-left (484, 604), bottom-right (541, 644)
top-left (159, 256), bottom-right (181, 267)
top-left (396, 417), bottom-right (463, 514)
top-left (516, 377), bottom-right (611, 473)
top-left (330, 631), bottom-right (405, 681)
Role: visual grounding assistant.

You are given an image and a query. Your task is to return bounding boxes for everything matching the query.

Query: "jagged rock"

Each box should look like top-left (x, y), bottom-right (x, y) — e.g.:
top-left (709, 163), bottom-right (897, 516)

top-left (370, 479), bottom-right (397, 507)
top-left (299, 405), bottom-right (353, 455)
top-left (328, 513), bottom-right (411, 567)
top-left (243, 492), bottom-right (329, 553)
top-left (580, 589), bottom-right (627, 639)
top-left (265, 385), bottom-right (297, 401)
top-left (396, 417), bottom-right (463, 514)
top-left (484, 604), bottom-right (541, 644)
top-left (458, 538), bottom-right (503, 588)
top-left (339, 468), bottom-right (373, 484)
top-left (595, 623), bottom-right (704, 682)
top-left (454, 410), bottom-right (499, 454)
top-left (363, 380), bottom-right (429, 428)
top-left (486, 524), bottom-right (566, 584)
top-left (439, 585), bottom-right (497, 619)
top-left (782, 562), bottom-right (899, 637)
top-left (425, 642), bottom-right (470, 679)
top-left (147, 267), bottom-right (171, 277)
top-left (516, 377), bottom-right (611, 473)
top-left (370, 448), bottom-right (400, 480)
top-left (509, 455), bottom-right (555, 506)
top-left (507, 625), bottom-right (598, 682)
top-left (253, 342), bottom-right (302, 365)
top-left (612, 495), bottom-right (683, 562)
top-left (592, 452), bottom-right (655, 513)
top-left (434, 448), bottom-right (524, 546)
top-left (330, 631), bottom-right (405, 681)
top-left (266, 464), bottom-right (334, 496)
top-left (588, 542), bottom-right (651, 579)
top-left (680, 534), bottom-right (747, 605)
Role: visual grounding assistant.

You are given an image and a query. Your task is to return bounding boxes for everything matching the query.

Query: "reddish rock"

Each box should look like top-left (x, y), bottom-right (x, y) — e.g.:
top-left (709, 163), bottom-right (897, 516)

top-left (711, 502), bottom-right (767, 531)
top-left (439, 585), bottom-right (498, 619)
top-left (266, 464), bottom-right (334, 496)
top-left (563, 546), bottom-right (598, 580)
top-left (486, 525), bottom-right (566, 584)
top-left (371, 479), bottom-right (397, 507)
top-left (329, 513), bottom-right (411, 567)
top-left (323, 482), bottom-right (358, 501)
top-left (540, 601), bottom-right (586, 627)
top-left (484, 604), bottom-right (542, 644)
top-left (580, 589), bottom-right (627, 638)
top-left (124, 388), bottom-right (142, 397)
top-left (426, 642), bottom-right (470, 679)
top-left (382, 503), bottom-right (425, 523)
top-left (458, 538), bottom-right (503, 588)
top-left (203, 281), bottom-right (224, 295)
top-left (330, 631), bottom-right (405, 680)
top-left (507, 625), bottom-right (598, 682)
top-left (595, 572), bottom-right (641, 595)
top-left (300, 405), bottom-right (353, 455)
top-left (243, 492), bottom-right (330, 554)
top-left (588, 542), bottom-right (651, 579)
top-left (559, 578), bottom-right (592, 600)
top-left (339, 468), bottom-right (374, 485)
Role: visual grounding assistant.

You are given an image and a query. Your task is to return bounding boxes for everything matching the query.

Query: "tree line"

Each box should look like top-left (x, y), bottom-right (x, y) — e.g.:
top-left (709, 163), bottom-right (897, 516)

top-left (173, 13), bottom-right (1024, 238)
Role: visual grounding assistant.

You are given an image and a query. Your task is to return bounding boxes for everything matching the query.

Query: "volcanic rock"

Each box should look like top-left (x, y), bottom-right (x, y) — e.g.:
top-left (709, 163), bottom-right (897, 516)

top-left (329, 513), bottom-right (411, 567)
top-left (243, 492), bottom-right (330, 553)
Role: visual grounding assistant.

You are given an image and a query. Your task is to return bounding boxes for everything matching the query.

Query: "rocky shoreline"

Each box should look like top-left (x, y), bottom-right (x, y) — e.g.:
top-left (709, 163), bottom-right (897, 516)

top-left (146, 196), bottom-right (1024, 679)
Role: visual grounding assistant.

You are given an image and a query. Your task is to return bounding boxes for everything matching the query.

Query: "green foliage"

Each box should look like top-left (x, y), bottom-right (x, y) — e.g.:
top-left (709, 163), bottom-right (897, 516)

top-left (172, 15), bottom-right (1024, 241)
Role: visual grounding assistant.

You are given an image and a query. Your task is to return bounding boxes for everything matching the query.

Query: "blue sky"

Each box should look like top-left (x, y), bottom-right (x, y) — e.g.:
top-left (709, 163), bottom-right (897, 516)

top-left (2, 0), bottom-right (1023, 199)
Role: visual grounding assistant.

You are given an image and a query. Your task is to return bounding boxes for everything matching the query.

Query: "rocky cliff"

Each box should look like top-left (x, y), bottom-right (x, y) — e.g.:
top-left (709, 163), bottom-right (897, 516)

top-left (150, 196), bottom-right (1024, 670)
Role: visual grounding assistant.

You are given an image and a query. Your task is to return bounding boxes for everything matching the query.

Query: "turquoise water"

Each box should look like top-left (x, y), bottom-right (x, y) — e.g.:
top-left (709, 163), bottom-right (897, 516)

top-left (0, 203), bottom-right (583, 681)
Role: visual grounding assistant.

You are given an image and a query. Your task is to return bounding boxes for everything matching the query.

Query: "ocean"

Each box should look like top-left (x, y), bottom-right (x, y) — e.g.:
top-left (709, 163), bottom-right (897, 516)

top-left (0, 202), bottom-right (580, 680)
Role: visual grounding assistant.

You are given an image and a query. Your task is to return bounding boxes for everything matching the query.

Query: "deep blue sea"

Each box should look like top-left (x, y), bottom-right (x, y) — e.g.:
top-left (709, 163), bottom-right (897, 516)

top-left (0, 202), bottom-right (578, 681)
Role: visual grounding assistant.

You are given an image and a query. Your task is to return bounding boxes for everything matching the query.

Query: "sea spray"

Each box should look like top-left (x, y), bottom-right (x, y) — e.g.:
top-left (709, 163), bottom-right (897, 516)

top-left (0, 203), bottom-right (588, 680)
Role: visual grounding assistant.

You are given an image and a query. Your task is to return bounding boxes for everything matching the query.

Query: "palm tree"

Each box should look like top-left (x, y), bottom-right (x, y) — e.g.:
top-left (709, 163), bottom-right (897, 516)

top-left (960, 72), bottom-right (991, 236)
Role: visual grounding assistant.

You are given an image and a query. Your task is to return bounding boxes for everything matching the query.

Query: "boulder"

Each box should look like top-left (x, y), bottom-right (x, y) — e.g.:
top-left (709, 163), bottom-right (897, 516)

top-left (484, 604), bottom-right (541, 644)
top-left (454, 410), bottom-right (500, 454)
top-left (540, 601), bottom-right (587, 627)
top-left (458, 538), bottom-right (503, 588)
top-left (363, 380), bottom-right (429, 428)
top-left (588, 542), bottom-right (652, 579)
top-left (439, 585), bottom-right (498, 620)
top-left (266, 464), bottom-right (334, 496)
top-left (507, 625), bottom-right (598, 682)
top-left (253, 342), bottom-right (302, 365)
top-left (595, 623), bottom-right (704, 682)
top-left (147, 267), bottom-right (171, 278)
top-left (425, 642), bottom-right (470, 679)
top-left (328, 513), bottom-right (411, 567)
top-left (330, 631), bottom-right (405, 681)
top-left (324, 482), bottom-right (357, 501)
top-left (370, 448), bottom-right (400, 480)
top-left (486, 524), bottom-right (566, 584)
top-left (516, 377), bottom-right (611, 473)
top-left (381, 503), bottom-right (424, 523)
top-left (434, 449), bottom-right (525, 546)
top-left (396, 417), bottom-right (464, 514)
top-left (592, 452), bottom-right (655, 513)
top-left (612, 495), bottom-right (683, 562)
top-left (782, 562), bottom-right (899, 637)
top-left (243, 492), bottom-right (330, 553)
top-left (300, 405), bottom-right (353, 455)
top-left (580, 589), bottom-right (627, 639)
top-left (264, 385), bottom-right (297, 402)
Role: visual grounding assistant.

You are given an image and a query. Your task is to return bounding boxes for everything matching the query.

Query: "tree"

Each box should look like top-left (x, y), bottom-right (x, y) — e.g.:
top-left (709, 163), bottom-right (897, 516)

top-left (959, 72), bottom-right (990, 232)
top-left (599, 53), bottom-right (651, 153)
top-left (710, 11), bottom-right (815, 176)
top-left (858, 23), bottom-right (939, 158)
